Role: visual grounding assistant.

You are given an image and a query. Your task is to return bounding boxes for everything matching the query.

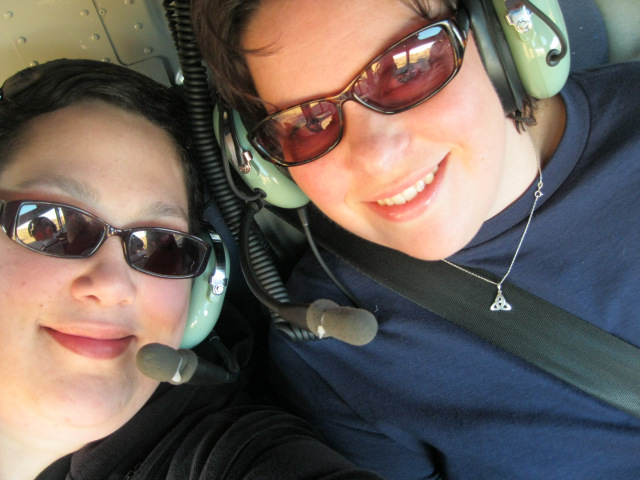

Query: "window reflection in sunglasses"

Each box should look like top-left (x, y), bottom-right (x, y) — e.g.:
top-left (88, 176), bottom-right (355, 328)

top-left (17, 206), bottom-right (102, 256)
top-left (249, 13), bottom-right (468, 166)
top-left (18, 206), bottom-right (67, 255)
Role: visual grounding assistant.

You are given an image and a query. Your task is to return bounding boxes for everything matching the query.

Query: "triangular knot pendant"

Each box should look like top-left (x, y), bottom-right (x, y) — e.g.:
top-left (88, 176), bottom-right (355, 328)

top-left (490, 288), bottom-right (512, 311)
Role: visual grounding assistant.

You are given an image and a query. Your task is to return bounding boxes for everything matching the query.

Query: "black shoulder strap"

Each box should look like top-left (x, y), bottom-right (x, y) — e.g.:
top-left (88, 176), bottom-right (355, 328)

top-left (308, 209), bottom-right (640, 419)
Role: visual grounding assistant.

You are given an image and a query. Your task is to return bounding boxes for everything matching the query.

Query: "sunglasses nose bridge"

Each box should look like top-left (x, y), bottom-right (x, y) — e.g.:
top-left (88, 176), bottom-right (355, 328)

top-left (104, 224), bottom-right (120, 240)
top-left (333, 81), bottom-right (360, 111)
top-left (104, 226), bottom-right (145, 272)
top-left (102, 225), bottom-right (132, 255)
top-left (327, 86), bottom-right (363, 141)
top-left (332, 74), bottom-right (387, 126)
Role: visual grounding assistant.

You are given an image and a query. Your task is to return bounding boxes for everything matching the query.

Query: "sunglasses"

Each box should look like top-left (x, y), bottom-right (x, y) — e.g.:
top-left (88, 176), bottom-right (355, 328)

top-left (248, 8), bottom-right (469, 167)
top-left (0, 200), bottom-right (211, 279)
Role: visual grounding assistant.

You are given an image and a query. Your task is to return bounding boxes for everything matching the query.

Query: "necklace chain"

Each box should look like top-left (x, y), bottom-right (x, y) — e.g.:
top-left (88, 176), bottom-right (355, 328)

top-left (442, 135), bottom-right (543, 311)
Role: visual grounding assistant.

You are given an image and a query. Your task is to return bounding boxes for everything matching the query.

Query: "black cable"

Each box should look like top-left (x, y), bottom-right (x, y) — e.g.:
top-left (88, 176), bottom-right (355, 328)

top-left (208, 334), bottom-right (240, 373)
top-left (240, 202), bottom-right (316, 342)
top-left (296, 207), bottom-right (364, 309)
top-left (520, 0), bottom-right (568, 66)
top-left (165, 0), bottom-right (310, 342)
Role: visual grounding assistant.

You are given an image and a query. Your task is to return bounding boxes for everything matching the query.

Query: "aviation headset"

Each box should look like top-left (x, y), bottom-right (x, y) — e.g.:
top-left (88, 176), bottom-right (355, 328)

top-left (188, 0), bottom-right (570, 347)
top-left (180, 230), bottom-right (229, 348)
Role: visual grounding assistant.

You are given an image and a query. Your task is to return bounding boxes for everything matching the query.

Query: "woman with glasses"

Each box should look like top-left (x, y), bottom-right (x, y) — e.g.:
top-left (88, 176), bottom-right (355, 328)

top-left (0, 59), bottom-right (384, 480)
top-left (191, 0), bottom-right (640, 478)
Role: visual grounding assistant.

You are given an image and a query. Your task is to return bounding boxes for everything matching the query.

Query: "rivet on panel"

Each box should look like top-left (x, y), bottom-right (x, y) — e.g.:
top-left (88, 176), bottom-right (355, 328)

top-left (80, 9), bottom-right (89, 16)
top-left (4, 11), bottom-right (14, 19)
top-left (17, 36), bottom-right (27, 45)
top-left (143, 47), bottom-right (153, 54)
top-left (134, 22), bottom-right (143, 30)
top-left (91, 34), bottom-right (101, 41)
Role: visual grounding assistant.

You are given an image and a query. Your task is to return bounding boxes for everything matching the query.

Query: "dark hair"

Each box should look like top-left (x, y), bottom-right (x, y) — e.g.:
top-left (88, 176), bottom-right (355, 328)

top-left (190, 0), bottom-right (265, 125)
top-left (191, 0), bottom-right (535, 128)
top-left (0, 59), bottom-right (203, 232)
top-left (29, 217), bottom-right (58, 237)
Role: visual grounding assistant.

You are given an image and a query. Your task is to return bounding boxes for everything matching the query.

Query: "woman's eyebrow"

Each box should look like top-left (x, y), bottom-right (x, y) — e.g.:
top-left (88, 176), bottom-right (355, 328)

top-left (141, 201), bottom-right (189, 224)
top-left (16, 174), bottom-right (100, 203)
top-left (16, 173), bottom-right (189, 224)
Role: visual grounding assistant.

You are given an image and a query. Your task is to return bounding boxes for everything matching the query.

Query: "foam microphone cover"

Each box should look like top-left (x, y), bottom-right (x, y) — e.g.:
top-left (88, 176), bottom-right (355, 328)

top-left (136, 343), bottom-right (198, 385)
top-left (306, 299), bottom-right (378, 346)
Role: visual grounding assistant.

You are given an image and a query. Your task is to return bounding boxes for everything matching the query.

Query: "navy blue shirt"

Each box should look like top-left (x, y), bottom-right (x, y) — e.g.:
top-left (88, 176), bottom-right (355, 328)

top-left (269, 62), bottom-right (640, 480)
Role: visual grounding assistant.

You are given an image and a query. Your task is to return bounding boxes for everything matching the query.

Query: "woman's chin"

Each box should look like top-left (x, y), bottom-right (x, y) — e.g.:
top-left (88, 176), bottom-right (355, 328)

top-left (38, 372), bottom-right (157, 432)
top-left (364, 228), bottom-right (471, 262)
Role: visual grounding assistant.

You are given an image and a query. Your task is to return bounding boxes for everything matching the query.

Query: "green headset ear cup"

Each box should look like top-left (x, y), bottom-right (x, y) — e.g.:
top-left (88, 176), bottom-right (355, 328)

top-left (180, 231), bottom-right (229, 349)
top-left (213, 105), bottom-right (309, 209)
top-left (463, 0), bottom-right (570, 112)
top-left (491, 0), bottom-right (570, 99)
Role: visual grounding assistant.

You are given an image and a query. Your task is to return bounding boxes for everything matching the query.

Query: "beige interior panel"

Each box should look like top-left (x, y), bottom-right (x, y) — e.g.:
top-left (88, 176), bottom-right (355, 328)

top-left (0, 0), bottom-right (179, 85)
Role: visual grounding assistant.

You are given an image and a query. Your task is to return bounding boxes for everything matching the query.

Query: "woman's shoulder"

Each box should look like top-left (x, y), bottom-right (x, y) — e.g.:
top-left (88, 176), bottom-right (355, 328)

top-left (567, 61), bottom-right (640, 108)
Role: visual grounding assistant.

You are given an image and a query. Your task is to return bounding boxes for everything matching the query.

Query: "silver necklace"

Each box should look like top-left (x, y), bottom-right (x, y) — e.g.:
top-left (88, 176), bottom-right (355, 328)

top-left (442, 138), bottom-right (543, 312)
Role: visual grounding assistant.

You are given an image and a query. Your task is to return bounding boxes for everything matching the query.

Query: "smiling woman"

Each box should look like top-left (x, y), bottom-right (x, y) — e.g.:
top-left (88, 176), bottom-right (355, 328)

top-left (0, 59), bottom-right (384, 480)
top-left (0, 61), bottom-right (196, 460)
top-left (191, 0), bottom-right (640, 478)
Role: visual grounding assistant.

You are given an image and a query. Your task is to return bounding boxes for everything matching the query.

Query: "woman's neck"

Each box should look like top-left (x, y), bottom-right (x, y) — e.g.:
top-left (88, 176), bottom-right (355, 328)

top-left (529, 94), bottom-right (567, 168)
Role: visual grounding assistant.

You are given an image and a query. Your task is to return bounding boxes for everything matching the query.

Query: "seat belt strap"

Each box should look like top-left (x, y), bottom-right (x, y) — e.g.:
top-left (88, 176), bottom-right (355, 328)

top-left (309, 210), bottom-right (640, 419)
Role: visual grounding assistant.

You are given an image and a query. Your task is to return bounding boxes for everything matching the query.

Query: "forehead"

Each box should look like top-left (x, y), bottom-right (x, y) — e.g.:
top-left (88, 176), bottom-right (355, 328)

top-left (243, 0), bottom-right (446, 109)
top-left (0, 102), bottom-right (189, 226)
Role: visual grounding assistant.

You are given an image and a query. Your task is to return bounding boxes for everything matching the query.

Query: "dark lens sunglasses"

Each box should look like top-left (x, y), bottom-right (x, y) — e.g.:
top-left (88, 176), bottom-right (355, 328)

top-left (0, 200), bottom-right (211, 279)
top-left (248, 8), bottom-right (469, 167)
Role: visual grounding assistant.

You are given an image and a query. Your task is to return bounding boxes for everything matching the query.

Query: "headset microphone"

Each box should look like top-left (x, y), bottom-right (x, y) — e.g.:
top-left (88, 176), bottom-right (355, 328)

top-left (274, 299), bottom-right (378, 346)
top-left (239, 202), bottom-right (378, 346)
top-left (136, 343), bottom-right (238, 385)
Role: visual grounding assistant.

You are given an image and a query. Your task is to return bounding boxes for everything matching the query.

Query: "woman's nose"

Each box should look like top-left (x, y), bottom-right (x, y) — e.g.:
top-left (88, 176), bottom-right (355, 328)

top-left (69, 237), bottom-right (136, 307)
top-left (340, 102), bottom-right (411, 176)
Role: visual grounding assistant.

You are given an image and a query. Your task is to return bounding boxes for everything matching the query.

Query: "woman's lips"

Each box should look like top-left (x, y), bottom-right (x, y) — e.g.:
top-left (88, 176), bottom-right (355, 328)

top-left (45, 327), bottom-right (134, 359)
top-left (367, 157), bottom-right (447, 222)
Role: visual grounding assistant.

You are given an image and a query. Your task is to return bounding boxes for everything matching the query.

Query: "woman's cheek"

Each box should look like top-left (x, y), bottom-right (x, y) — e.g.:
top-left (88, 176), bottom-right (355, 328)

top-left (140, 279), bottom-right (191, 344)
top-left (290, 158), bottom-right (349, 211)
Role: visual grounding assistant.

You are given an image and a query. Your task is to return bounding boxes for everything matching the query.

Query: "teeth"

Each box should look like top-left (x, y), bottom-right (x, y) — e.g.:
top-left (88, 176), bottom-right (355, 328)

top-left (377, 166), bottom-right (438, 206)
